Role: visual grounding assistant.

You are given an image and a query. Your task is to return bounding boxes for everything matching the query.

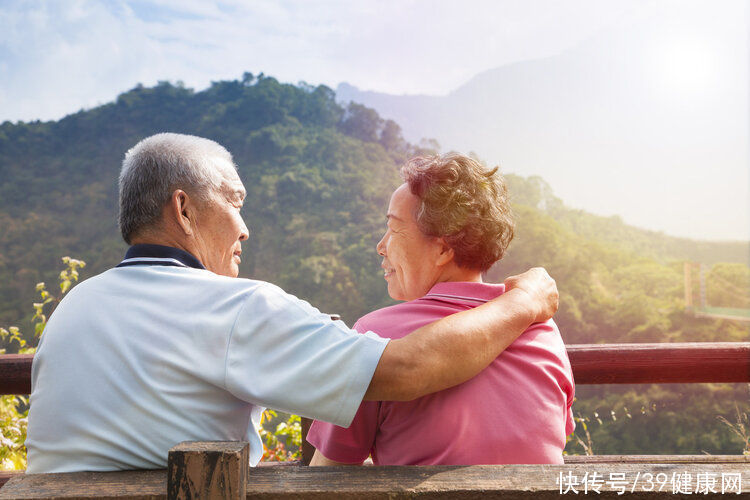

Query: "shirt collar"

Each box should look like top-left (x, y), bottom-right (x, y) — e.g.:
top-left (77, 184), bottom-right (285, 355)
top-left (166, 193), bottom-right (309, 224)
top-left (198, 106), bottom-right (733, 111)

top-left (423, 281), bottom-right (505, 304)
top-left (116, 244), bottom-right (206, 270)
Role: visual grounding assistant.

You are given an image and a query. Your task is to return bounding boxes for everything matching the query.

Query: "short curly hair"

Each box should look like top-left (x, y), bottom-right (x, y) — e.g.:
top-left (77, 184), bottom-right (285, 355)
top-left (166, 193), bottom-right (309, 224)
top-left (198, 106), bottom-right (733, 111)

top-left (400, 153), bottom-right (514, 272)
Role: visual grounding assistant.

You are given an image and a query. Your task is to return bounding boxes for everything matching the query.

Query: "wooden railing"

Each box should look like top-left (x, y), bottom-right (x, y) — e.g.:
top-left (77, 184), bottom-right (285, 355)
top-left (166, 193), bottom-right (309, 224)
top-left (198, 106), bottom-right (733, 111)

top-left (1, 342), bottom-right (749, 498)
top-left (2, 343), bottom-right (747, 397)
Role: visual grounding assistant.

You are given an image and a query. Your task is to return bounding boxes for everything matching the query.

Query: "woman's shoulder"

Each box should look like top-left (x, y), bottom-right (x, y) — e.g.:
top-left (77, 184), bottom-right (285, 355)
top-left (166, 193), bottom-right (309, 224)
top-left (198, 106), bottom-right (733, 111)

top-left (355, 300), bottom-right (444, 340)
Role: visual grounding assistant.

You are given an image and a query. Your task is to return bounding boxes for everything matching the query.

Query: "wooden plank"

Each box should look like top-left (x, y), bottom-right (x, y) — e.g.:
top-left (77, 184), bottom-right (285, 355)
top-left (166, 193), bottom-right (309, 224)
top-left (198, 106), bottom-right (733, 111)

top-left (567, 342), bottom-right (750, 384)
top-left (258, 460), bottom-right (303, 467)
top-left (564, 455), bottom-right (750, 464)
top-left (4, 453), bottom-right (745, 487)
top-left (241, 464), bottom-right (750, 499)
top-left (2, 464), bottom-right (748, 499)
top-left (0, 461), bottom-right (307, 490)
top-left (0, 471), bottom-right (23, 489)
top-left (167, 441), bottom-right (248, 500)
top-left (0, 354), bottom-right (32, 394)
top-left (0, 470), bottom-right (165, 499)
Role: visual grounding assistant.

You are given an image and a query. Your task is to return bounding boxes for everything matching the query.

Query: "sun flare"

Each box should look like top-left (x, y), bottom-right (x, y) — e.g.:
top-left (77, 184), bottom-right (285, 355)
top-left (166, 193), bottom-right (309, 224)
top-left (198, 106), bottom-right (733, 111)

top-left (652, 39), bottom-right (715, 97)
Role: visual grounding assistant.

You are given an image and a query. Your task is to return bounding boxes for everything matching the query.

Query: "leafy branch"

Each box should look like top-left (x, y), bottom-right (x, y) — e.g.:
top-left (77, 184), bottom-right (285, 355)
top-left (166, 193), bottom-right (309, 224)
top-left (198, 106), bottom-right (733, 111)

top-left (0, 257), bottom-right (85, 470)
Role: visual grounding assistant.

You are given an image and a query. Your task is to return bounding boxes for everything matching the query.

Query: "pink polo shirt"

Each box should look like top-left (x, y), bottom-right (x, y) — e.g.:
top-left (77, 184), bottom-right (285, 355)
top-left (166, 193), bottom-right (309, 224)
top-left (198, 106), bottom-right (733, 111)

top-left (307, 281), bottom-right (575, 465)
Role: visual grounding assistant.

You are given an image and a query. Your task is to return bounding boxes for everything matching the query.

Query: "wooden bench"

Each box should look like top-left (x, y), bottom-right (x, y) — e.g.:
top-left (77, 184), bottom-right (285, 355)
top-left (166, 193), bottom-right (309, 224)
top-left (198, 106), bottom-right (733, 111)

top-left (1, 342), bottom-right (749, 497)
top-left (1, 442), bottom-right (748, 498)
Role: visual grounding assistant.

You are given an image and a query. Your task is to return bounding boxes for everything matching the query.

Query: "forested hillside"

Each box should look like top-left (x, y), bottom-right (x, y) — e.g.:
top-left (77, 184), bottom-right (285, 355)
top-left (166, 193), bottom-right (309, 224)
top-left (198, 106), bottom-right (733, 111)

top-left (0, 74), bottom-right (425, 329)
top-left (0, 74), bottom-right (748, 455)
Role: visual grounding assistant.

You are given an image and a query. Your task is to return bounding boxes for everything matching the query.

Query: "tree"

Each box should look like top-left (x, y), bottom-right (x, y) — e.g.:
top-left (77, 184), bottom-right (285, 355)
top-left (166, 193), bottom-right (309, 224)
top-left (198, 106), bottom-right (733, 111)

top-left (339, 102), bottom-right (383, 143)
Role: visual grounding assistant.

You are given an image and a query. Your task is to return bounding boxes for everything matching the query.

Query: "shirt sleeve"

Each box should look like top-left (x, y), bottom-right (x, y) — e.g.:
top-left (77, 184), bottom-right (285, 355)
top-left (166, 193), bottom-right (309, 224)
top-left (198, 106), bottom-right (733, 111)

top-left (223, 283), bottom-right (389, 427)
top-left (307, 400), bottom-right (380, 464)
top-left (306, 319), bottom-right (381, 463)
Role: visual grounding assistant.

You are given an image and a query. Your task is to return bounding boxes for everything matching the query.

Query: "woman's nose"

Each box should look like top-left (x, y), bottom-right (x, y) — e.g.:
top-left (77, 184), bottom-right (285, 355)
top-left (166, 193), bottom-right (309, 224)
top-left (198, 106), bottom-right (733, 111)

top-left (376, 234), bottom-right (387, 256)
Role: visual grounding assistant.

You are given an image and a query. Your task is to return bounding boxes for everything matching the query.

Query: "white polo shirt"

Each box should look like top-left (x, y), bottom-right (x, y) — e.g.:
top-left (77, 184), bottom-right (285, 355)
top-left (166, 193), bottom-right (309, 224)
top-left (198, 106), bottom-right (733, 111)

top-left (26, 244), bottom-right (389, 473)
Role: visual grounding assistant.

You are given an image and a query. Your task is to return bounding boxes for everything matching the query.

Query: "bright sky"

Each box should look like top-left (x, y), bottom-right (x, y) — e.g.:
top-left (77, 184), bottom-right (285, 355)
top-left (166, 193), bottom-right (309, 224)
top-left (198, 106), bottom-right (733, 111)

top-left (0, 0), bottom-right (747, 241)
top-left (1, 0), bottom-right (653, 123)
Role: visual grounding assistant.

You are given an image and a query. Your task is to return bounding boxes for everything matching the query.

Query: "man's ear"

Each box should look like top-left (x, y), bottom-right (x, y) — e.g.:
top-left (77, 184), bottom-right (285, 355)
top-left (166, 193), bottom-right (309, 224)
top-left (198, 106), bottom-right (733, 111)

top-left (169, 189), bottom-right (194, 236)
top-left (435, 238), bottom-right (455, 267)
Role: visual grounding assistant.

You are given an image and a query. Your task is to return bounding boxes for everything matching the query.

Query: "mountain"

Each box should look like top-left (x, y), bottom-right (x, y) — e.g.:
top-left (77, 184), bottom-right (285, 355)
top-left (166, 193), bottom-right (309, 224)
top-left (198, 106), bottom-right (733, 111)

top-left (335, 9), bottom-right (748, 242)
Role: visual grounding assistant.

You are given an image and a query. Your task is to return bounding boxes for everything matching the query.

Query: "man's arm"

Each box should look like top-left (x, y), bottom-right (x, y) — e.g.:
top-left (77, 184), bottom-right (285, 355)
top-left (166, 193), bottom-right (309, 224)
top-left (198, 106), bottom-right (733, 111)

top-left (364, 267), bottom-right (557, 401)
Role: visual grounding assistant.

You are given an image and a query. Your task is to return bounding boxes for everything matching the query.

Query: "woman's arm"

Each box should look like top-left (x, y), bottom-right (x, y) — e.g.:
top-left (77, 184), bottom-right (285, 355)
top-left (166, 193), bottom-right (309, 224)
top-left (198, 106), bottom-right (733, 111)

top-left (310, 449), bottom-right (364, 466)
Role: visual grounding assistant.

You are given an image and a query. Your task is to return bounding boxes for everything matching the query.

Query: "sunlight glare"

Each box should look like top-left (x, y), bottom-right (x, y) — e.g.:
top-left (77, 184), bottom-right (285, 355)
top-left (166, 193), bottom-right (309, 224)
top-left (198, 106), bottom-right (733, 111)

top-left (651, 38), bottom-right (716, 98)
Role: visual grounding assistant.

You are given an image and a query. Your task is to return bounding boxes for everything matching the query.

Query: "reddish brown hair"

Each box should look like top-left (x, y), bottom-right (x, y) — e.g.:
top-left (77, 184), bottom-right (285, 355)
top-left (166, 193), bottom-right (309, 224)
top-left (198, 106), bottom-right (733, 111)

top-left (400, 153), bottom-right (514, 272)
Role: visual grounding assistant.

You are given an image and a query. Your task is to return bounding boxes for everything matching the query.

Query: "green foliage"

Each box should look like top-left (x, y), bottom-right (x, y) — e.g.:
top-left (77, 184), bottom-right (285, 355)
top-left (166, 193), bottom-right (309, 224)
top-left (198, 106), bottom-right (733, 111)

top-left (566, 384), bottom-right (750, 456)
top-left (0, 394), bottom-right (28, 470)
top-left (340, 102), bottom-right (382, 143)
top-left (717, 404), bottom-right (750, 455)
top-left (0, 257), bottom-right (84, 470)
top-left (707, 263), bottom-right (750, 309)
top-left (258, 410), bottom-right (302, 462)
top-left (0, 327), bottom-right (24, 354)
top-left (488, 203), bottom-right (748, 346)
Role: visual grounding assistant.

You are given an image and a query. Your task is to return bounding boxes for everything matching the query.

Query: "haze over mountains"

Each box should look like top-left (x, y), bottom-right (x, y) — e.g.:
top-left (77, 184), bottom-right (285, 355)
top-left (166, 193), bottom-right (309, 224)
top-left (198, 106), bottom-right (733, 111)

top-left (336, 8), bottom-right (748, 243)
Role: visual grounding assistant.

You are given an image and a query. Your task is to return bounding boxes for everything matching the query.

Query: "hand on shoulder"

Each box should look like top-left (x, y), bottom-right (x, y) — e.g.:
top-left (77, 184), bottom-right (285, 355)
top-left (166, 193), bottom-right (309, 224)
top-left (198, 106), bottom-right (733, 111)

top-left (503, 267), bottom-right (559, 323)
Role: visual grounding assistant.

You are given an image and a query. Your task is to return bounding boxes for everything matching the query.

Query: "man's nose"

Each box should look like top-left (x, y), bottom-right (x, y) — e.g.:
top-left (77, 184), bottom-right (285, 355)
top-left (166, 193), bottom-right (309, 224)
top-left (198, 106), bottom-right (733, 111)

top-left (239, 220), bottom-right (250, 241)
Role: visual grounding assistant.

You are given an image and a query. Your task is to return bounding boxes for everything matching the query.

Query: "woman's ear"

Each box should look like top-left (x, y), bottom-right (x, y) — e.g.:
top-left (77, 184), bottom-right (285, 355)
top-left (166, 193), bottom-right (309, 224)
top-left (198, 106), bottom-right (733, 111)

top-left (435, 238), bottom-right (455, 267)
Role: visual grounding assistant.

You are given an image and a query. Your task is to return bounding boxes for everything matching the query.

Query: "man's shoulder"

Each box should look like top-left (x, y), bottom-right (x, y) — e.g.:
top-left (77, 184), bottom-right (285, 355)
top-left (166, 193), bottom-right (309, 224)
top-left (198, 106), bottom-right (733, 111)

top-left (76, 267), bottom-right (282, 309)
top-left (172, 272), bottom-right (292, 309)
top-left (102, 265), bottom-right (270, 290)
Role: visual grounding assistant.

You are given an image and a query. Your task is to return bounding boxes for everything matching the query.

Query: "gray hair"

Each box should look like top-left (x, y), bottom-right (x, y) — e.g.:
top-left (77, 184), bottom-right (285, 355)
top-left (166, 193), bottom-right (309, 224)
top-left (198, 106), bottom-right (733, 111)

top-left (118, 133), bottom-right (236, 244)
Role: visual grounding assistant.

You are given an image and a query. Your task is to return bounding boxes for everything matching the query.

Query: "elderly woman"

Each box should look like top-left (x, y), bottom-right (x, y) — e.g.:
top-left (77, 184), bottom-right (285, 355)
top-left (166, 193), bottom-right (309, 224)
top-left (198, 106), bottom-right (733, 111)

top-left (307, 153), bottom-right (575, 465)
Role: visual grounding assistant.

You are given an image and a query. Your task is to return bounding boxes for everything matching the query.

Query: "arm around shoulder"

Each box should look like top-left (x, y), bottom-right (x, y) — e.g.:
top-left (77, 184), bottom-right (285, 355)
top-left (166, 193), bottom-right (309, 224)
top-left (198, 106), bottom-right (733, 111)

top-left (364, 268), bottom-right (558, 401)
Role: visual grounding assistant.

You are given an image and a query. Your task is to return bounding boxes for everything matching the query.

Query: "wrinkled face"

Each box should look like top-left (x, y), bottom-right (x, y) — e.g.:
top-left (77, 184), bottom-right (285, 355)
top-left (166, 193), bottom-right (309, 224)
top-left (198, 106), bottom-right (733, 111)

top-left (194, 161), bottom-right (249, 277)
top-left (377, 183), bottom-right (445, 301)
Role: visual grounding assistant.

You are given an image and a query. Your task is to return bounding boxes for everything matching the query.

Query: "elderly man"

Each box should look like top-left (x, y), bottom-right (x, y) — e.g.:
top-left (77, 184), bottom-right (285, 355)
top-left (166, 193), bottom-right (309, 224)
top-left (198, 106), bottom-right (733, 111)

top-left (26, 133), bottom-right (558, 473)
top-left (308, 154), bottom-right (574, 465)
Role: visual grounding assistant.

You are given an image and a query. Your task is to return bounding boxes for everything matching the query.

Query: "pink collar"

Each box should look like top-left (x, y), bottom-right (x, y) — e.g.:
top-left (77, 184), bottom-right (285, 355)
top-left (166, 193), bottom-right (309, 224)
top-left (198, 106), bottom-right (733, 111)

top-left (423, 281), bottom-right (506, 304)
